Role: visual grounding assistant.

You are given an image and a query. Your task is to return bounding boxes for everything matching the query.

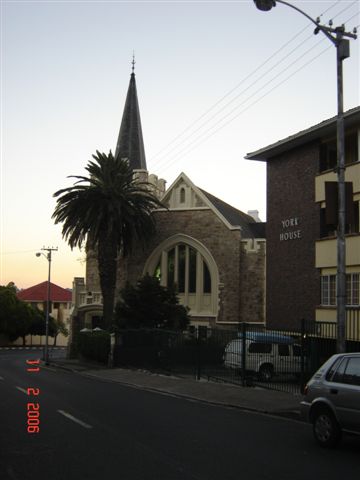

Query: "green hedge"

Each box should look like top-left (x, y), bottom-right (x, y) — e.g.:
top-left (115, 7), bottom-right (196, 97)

top-left (77, 331), bottom-right (110, 364)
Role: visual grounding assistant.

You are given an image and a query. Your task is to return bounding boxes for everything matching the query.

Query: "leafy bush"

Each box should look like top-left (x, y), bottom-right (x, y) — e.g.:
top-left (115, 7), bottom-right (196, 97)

top-left (114, 274), bottom-right (190, 330)
top-left (77, 330), bottom-right (110, 363)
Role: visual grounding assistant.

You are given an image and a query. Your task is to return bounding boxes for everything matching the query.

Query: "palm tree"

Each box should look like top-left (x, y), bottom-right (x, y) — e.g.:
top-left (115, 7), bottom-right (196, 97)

top-left (52, 151), bottom-right (163, 329)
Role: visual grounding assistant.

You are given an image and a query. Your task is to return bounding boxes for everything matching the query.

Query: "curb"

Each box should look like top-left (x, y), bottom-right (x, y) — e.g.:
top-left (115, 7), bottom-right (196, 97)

top-left (47, 361), bottom-right (302, 422)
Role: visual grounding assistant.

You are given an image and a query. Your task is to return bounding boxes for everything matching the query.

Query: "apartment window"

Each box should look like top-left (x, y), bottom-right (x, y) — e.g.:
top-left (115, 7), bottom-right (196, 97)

top-left (320, 208), bottom-right (336, 238)
top-left (320, 203), bottom-right (359, 238)
top-left (321, 275), bottom-right (337, 306)
top-left (321, 273), bottom-right (360, 306)
top-left (347, 273), bottom-right (360, 306)
top-left (350, 201), bottom-right (360, 234)
top-left (319, 131), bottom-right (358, 173)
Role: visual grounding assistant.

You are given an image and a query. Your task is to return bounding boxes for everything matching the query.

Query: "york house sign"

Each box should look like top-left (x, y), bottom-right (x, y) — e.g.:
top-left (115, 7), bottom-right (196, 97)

top-left (280, 217), bottom-right (302, 241)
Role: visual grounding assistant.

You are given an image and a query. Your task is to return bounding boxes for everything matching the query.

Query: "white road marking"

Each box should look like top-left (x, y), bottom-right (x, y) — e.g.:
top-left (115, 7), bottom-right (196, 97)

top-left (16, 386), bottom-right (28, 394)
top-left (57, 410), bottom-right (93, 429)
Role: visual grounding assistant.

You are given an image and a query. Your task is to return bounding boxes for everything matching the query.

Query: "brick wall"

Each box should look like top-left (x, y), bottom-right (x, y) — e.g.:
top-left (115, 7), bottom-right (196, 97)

top-left (239, 240), bottom-right (266, 323)
top-left (266, 142), bottom-right (320, 330)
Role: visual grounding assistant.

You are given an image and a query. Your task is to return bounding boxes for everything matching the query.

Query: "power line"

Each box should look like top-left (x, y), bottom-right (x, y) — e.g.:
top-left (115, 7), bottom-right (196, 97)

top-left (149, 0), bottom-right (350, 168)
top-left (149, 2), bottom-right (358, 174)
top-left (152, 33), bottom-right (325, 171)
top-left (149, 24), bottom-right (312, 164)
top-left (156, 9), bottom-right (359, 174)
top-left (159, 45), bottom-right (333, 175)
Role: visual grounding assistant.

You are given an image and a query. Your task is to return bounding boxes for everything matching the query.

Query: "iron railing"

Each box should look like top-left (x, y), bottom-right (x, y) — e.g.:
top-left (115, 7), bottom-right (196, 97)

top-left (105, 309), bottom-right (360, 394)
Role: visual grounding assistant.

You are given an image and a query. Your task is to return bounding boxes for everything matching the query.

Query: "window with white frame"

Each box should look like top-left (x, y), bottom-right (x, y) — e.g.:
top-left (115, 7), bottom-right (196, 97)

top-left (321, 275), bottom-right (337, 306)
top-left (347, 273), bottom-right (360, 306)
top-left (321, 273), bottom-right (360, 306)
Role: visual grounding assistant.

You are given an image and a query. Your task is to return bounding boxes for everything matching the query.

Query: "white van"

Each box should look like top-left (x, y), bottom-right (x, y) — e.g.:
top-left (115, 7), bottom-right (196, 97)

top-left (223, 332), bottom-right (302, 381)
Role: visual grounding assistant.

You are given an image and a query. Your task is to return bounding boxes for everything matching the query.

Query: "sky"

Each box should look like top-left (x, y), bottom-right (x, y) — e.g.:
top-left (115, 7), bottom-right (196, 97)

top-left (1, 0), bottom-right (359, 290)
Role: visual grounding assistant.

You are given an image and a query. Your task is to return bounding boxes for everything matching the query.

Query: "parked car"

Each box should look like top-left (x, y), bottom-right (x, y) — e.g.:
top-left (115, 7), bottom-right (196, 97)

top-left (223, 332), bottom-right (302, 381)
top-left (300, 352), bottom-right (360, 448)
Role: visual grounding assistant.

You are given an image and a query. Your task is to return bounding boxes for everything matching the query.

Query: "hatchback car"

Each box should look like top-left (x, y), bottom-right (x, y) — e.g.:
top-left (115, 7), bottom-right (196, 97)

top-left (300, 352), bottom-right (360, 447)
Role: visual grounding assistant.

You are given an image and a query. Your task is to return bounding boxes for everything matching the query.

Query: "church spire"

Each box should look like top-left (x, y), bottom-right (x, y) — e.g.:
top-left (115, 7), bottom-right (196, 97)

top-left (114, 60), bottom-right (147, 171)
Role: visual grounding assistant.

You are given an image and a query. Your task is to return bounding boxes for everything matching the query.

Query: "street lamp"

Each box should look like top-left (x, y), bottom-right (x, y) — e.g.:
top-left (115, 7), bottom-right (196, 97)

top-left (253, 0), bottom-right (357, 353)
top-left (36, 247), bottom-right (58, 365)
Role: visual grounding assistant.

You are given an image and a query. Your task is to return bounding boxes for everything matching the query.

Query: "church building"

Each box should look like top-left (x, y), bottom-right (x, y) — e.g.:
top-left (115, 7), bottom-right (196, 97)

top-left (72, 68), bottom-right (266, 329)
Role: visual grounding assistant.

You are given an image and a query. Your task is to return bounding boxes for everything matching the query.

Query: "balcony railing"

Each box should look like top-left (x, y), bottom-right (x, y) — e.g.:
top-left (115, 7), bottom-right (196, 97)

top-left (78, 292), bottom-right (103, 308)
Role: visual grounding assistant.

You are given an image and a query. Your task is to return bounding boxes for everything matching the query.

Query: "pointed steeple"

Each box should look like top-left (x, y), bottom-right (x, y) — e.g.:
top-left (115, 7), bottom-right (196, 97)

top-left (115, 64), bottom-right (147, 171)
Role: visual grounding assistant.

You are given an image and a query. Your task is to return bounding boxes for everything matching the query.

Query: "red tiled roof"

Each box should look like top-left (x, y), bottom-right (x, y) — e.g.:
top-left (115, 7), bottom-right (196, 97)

top-left (17, 281), bottom-right (72, 303)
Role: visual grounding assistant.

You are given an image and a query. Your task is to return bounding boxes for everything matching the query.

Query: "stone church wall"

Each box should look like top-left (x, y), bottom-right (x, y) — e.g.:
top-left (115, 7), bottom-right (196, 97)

top-left (116, 208), bottom-right (264, 326)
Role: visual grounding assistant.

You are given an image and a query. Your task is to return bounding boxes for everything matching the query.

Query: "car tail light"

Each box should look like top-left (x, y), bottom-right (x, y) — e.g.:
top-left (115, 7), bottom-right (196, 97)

top-left (303, 384), bottom-right (309, 395)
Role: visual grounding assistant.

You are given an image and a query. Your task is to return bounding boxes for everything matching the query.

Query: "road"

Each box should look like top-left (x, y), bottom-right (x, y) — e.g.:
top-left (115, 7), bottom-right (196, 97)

top-left (0, 350), bottom-right (359, 480)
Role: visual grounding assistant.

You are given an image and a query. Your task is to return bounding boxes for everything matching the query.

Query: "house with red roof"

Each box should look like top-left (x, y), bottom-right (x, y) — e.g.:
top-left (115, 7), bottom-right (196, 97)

top-left (15, 281), bottom-right (72, 346)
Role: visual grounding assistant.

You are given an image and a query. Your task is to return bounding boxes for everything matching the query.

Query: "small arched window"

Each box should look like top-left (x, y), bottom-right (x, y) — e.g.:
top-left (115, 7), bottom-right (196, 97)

top-left (180, 187), bottom-right (186, 203)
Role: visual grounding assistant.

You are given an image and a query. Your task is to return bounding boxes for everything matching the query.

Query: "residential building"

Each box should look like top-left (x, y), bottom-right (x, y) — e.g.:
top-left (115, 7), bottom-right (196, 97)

top-left (17, 281), bottom-right (72, 346)
top-left (72, 69), bottom-right (266, 330)
top-left (246, 107), bottom-right (360, 335)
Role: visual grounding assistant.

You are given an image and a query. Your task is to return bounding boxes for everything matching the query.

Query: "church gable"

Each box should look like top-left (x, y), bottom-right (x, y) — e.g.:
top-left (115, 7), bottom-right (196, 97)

top-left (161, 173), bottom-right (207, 210)
top-left (161, 172), bottom-right (263, 236)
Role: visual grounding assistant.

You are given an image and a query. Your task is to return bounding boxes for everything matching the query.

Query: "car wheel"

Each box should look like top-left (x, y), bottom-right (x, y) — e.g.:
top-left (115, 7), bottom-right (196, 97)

top-left (312, 408), bottom-right (341, 448)
top-left (258, 365), bottom-right (273, 382)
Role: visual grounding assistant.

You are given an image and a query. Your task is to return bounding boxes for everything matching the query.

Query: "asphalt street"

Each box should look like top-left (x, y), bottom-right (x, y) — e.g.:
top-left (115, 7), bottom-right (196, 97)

top-left (1, 350), bottom-right (359, 480)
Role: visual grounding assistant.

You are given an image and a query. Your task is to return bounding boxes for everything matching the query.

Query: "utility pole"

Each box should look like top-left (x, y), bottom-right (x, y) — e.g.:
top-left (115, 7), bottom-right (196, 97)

top-left (36, 247), bottom-right (58, 365)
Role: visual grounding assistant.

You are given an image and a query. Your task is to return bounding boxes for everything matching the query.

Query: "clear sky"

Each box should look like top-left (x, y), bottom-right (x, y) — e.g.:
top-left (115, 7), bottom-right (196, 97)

top-left (1, 0), bottom-right (359, 289)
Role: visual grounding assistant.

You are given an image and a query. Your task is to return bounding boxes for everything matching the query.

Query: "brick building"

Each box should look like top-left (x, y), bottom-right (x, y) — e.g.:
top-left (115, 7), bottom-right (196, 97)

top-left (72, 69), bottom-right (266, 329)
top-left (246, 107), bottom-right (360, 332)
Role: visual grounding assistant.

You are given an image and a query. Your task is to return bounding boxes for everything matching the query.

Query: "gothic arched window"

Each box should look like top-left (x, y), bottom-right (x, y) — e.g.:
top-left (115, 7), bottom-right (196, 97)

top-left (144, 235), bottom-right (218, 316)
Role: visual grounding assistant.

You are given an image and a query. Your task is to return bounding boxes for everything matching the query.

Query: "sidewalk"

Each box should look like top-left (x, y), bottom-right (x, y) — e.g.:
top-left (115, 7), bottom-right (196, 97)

top-left (46, 357), bottom-right (302, 420)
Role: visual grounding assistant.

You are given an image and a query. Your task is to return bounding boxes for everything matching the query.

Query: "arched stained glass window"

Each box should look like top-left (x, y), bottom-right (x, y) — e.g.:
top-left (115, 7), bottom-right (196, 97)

top-left (203, 262), bottom-right (212, 294)
top-left (189, 247), bottom-right (197, 293)
top-left (148, 241), bottom-right (215, 315)
top-left (167, 248), bottom-right (175, 287)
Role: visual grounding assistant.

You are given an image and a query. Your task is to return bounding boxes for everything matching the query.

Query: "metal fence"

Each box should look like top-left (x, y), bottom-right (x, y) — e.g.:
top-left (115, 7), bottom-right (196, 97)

top-left (112, 310), bottom-right (360, 394)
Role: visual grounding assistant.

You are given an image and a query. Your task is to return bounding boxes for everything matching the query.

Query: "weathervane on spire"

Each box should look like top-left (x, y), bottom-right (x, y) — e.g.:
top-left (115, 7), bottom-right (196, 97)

top-left (131, 52), bottom-right (136, 73)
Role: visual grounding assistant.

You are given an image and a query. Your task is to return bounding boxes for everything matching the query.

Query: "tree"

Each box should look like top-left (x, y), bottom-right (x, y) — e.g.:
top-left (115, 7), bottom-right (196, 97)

top-left (0, 284), bottom-right (18, 333)
top-left (50, 318), bottom-right (69, 346)
top-left (52, 151), bottom-right (163, 329)
top-left (0, 284), bottom-right (33, 344)
top-left (114, 274), bottom-right (190, 330)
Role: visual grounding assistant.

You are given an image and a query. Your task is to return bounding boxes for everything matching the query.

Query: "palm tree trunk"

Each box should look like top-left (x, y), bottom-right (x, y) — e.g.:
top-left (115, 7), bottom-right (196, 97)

top-left (97, 236), bottom-right (118, 330)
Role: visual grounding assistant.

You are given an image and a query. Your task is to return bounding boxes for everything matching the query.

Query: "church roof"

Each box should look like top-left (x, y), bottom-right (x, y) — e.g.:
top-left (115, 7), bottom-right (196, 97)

top-left (200, 189), bottom-right (266, 238)
top-left (161, 172), bottom-right (265, 239)
top-left (17, 281), bottom-right (72, 303)
top-left (114, 72), bottom-right (147, 170)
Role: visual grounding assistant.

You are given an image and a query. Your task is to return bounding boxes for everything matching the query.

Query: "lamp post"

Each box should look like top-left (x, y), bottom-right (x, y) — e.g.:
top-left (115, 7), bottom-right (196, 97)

top-left (253, 0), bottom-right (357, 353)
top-left (36, 247), bottom-right (58, 364)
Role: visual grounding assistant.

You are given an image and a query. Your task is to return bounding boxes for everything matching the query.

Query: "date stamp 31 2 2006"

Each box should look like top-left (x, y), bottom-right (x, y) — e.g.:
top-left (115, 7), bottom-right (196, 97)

top-left (26, 359), bottom-right (41, 434)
